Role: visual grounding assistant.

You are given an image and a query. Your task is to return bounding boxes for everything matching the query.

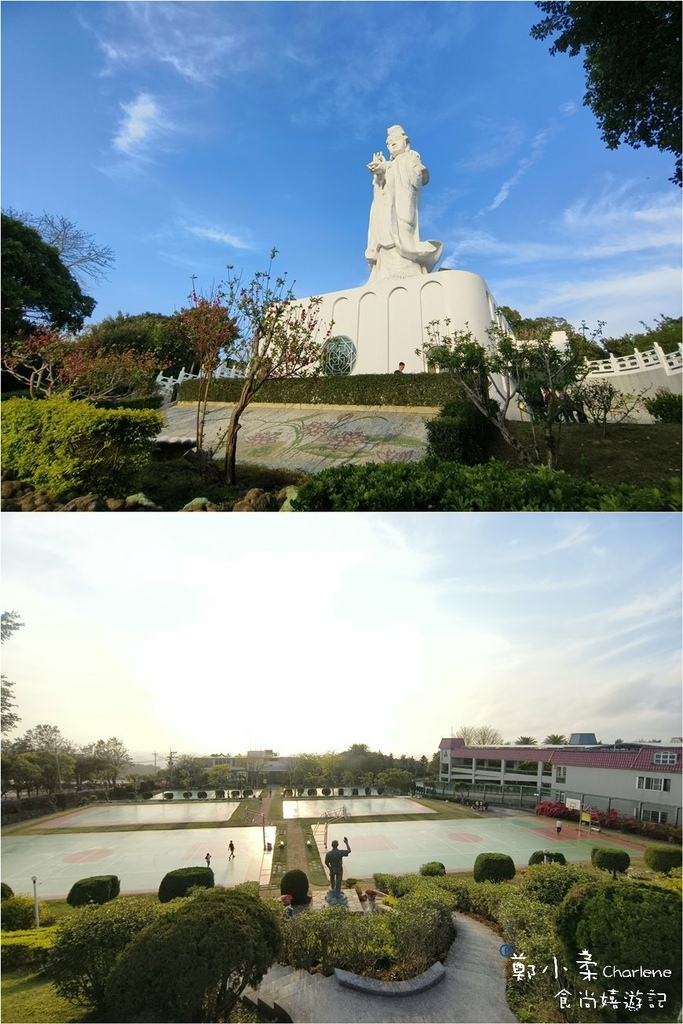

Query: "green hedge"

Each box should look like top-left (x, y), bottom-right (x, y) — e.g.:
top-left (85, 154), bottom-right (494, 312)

top-left (1, 925), bottom-right (58, 971)
top-left (178, 373), bottom-right (457, 408)
top-left (419, 862), bottom-right (446, 876)
top-left (644, 845), bottom-right (682, 874)
top-left (643, 388), bottom-right (682, 423)
top-left (67, 875), bottom-right (120, 908)
top-left (528, 850), bottom-right (566, 866)
top-left (293, 459), bottom-right (682, 512)
top-left (424, 398), bottom-right (497, 464)
top-left (158, 866), bottom-right (214, 903)
top-left (1, 882), bottom-right (14, 900)
top-left (1, 396), bottom-right (162, 498)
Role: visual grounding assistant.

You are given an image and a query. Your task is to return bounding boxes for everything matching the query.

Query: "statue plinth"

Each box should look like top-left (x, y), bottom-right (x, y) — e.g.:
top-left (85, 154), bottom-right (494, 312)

top-left (325, 890), bottom-right (349, 906)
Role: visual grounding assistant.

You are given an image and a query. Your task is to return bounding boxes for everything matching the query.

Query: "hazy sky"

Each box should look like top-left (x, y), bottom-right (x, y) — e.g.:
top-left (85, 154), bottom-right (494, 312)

top-left (2, 513), bottom-right (680, 763)
top-left (2, 1), bottom-right (681, 338)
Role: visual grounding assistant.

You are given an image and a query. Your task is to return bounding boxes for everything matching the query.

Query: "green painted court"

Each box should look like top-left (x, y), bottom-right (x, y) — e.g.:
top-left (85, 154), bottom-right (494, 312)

top-left (1, 799), bottom-right (645, 900)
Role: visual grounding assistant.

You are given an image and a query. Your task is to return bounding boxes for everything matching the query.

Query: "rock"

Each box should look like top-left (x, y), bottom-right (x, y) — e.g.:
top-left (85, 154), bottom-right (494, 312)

top-left (1, 499), bottom-right (21, 511)
top-left (58, 494), bottom-right (109, 511)
top-left (105, 498), bottom-right (128, 511)
top-left (124, 493), bottom-right (164, 511)
top-left (1, 480), bottom-right (30, 499)
top-left (181, 497), bottom-right (212, 511)
top-left (232, 488), bottom-right (272, 512)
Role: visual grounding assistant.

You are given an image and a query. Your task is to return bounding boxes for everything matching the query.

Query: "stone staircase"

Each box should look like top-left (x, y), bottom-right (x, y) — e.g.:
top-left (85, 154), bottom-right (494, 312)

top-left (243, 962), bottom-right (334, 1023)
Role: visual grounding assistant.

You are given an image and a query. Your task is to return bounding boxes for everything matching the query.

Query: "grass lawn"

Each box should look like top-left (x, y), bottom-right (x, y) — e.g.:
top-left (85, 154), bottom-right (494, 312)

top-left (1, 971), bottom-right (87, 1024)
top-left (137, 458), bottom-right (305, 511)
top-left (490, 421), bottom-right (681, 486)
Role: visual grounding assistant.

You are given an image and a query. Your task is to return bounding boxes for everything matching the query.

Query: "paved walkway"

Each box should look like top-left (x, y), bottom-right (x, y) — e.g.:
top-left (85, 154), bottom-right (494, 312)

top-left (161, 402), bottom-right (435, 473)
top-left (248, 913), bottom-right (518, 1023)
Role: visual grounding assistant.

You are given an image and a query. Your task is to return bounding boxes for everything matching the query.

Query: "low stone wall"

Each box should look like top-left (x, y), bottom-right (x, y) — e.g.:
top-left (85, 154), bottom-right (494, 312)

top-left (335, 961), bottom-right (446, 996)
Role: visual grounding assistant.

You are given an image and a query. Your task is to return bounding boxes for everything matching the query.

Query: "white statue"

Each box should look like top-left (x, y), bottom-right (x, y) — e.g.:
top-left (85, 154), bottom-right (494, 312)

top-left (365, 125), bottom-right (443, 283)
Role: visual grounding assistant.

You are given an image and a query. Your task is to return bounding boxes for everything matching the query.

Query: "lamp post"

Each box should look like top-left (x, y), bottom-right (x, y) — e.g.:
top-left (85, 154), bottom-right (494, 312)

top-left (31, 876), bottom-right (40, 927)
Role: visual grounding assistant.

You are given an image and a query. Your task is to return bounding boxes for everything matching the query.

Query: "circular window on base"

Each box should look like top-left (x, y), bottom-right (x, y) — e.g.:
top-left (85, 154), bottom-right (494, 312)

top-left (322, 335), bottom-right (356, 375)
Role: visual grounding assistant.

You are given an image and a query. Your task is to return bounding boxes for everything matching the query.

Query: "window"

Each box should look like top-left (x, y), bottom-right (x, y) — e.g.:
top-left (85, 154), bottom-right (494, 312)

top-left (636, 776), bottom-right (671, 792)
top-left (442, 750), bottom-right (449, 761)
top-left (556, 766), bottom-right (567, 783)
top-left (641, 809), bottom-right (668, 824)
top-left (652, 751), bottom-right (677, 766)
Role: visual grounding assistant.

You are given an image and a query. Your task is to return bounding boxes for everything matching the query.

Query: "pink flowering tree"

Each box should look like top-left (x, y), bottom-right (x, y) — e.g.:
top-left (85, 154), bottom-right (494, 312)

top-left (2, 329), bottom-right (157, 402)
top-left (166, 286), bottom-right (239, 454)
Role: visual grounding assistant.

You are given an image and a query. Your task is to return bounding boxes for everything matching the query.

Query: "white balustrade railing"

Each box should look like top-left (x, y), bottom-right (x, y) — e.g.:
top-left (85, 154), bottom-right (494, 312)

top-left (585, 342), bottom-right (683, 378)
top-left (156, 362), bottom-right (245, 394)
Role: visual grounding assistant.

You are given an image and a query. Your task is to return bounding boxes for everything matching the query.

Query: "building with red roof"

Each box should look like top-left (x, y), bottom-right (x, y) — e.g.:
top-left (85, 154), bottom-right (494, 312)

top-left (437, 736), bottom-right (681, 826)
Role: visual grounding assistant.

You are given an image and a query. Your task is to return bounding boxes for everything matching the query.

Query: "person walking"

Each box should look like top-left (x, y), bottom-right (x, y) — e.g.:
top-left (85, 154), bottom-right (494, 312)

top-left (556, 820), bottom-right (562, 836)
top-left (228, 840), bottom-right (235, 860)
top-left (205, 852), bottom-right (212, 867)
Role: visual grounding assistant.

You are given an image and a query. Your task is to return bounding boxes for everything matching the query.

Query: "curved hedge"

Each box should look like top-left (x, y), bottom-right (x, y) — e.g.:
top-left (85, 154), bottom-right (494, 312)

top-left (292, 460), bottom-right (681, 512)
top-left (528, 850), bottom-right (566, 866)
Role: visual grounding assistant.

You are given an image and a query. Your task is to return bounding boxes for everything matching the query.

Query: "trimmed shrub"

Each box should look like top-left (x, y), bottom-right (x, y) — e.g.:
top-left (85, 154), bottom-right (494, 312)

top-left (67, 875), bottom-right (120, 908)
top-left (590, 846), bottom-right (630, 879)
top-left (158, 866), bottom-right (214, 903)
top-left (321, 787), bottom-right (331, 796)
top-left (292, 460), bottom-right (681, 512)
top-left (644, 845), bottom-right (682, 874)
top-left (420, 862), bottom-right (446, 876)
top-left (473, 853), bottom-right (516, 883)
top-left (103, 888), bottom-right (281, 1024)
top-left (48, 897), bottom-right (168, 1009)
top-left (643, 388), bottom-right (683, 423)
top-left (280, 903), bottom-right (393, 978)
top-left (1, 396), bottom-right (162, 498)
top-left (1, 925), bottom-right (57, 971)
top-left (528, 849), bottom-right (566, 866)
top-left (519, 864), bottom-right (596, 906)
top-left (1, 882), bottom-right (14, 900)
top-left (424, 398), bottom-right (496, 464)
top-left (1, 895), bottom-right (39, 930)
top-left (280, 869), bottom-right (309, 905)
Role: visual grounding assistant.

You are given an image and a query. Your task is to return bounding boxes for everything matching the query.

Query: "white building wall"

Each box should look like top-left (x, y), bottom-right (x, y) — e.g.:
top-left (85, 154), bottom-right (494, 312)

top-left (302, 269), bottom-right (503, 376)
top-left (558, 764), bottom-right (681, 809)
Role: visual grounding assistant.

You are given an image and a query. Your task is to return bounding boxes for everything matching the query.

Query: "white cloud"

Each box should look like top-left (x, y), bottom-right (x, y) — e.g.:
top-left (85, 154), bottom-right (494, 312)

top-left (112, 93), bottom-right (170, 156)
top-left (186, 225), bottom-right (251, 249)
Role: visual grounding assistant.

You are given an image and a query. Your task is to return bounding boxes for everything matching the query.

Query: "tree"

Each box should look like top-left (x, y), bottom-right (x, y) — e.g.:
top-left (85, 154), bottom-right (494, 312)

top-left (78, 738), bottom-right (132, 789)
top-left (178, 251), bottom-right (330, 484)
top-left (1, 611), bottom-right (24, 734)
top-left (456, 725), bottom-right (504, 745)
top-left (421, 320), bottom-right (589, 470)
top-left (2, 328), bottom-right (158, 402)
top-left (544, 734), bottom-right (567, 745)
top-left (531, 2), bottom-right (682, 186)
top-left (103, 888), bottom-right (281, 1023)
top-left (591, 846), bottom-right (631, 880)
top-left (602, 315), bottom-right (683, 357)
top-left (377, 768), bottom-right (414, 793)
top-left (570, 377), bottom-right (649, 436)
top-left (167, 285), bottom-right (239, 458)
top-left (218, 253), bottom-right (329, 485)
top-left (4, 209), bottom-right (115, 285)
top-left (84, 311), bottom-right (191, 375)
top-left (1, 214), bottom-right (96, 340)
top-left (516, 736), bottom-right (538, 745)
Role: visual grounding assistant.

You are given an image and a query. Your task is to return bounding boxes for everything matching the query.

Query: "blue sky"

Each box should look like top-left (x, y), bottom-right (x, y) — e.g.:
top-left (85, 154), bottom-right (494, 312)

top-left (2, 1), bottom-right (681, 341)
top-left (2, 514), bottom-right (680, 761)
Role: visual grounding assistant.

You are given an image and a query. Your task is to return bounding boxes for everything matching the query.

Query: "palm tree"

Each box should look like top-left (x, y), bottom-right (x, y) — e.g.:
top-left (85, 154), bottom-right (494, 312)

top-left (544, 734), bottom-right (567, 745)
top-left (516, 736), bottom-right (537, 745)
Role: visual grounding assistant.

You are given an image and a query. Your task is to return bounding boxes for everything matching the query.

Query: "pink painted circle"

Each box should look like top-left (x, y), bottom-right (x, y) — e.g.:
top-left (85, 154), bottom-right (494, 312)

top-left (447, 832), bottom-right (482, 843)
top-left (64, 849), bottom-right (114, 863)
